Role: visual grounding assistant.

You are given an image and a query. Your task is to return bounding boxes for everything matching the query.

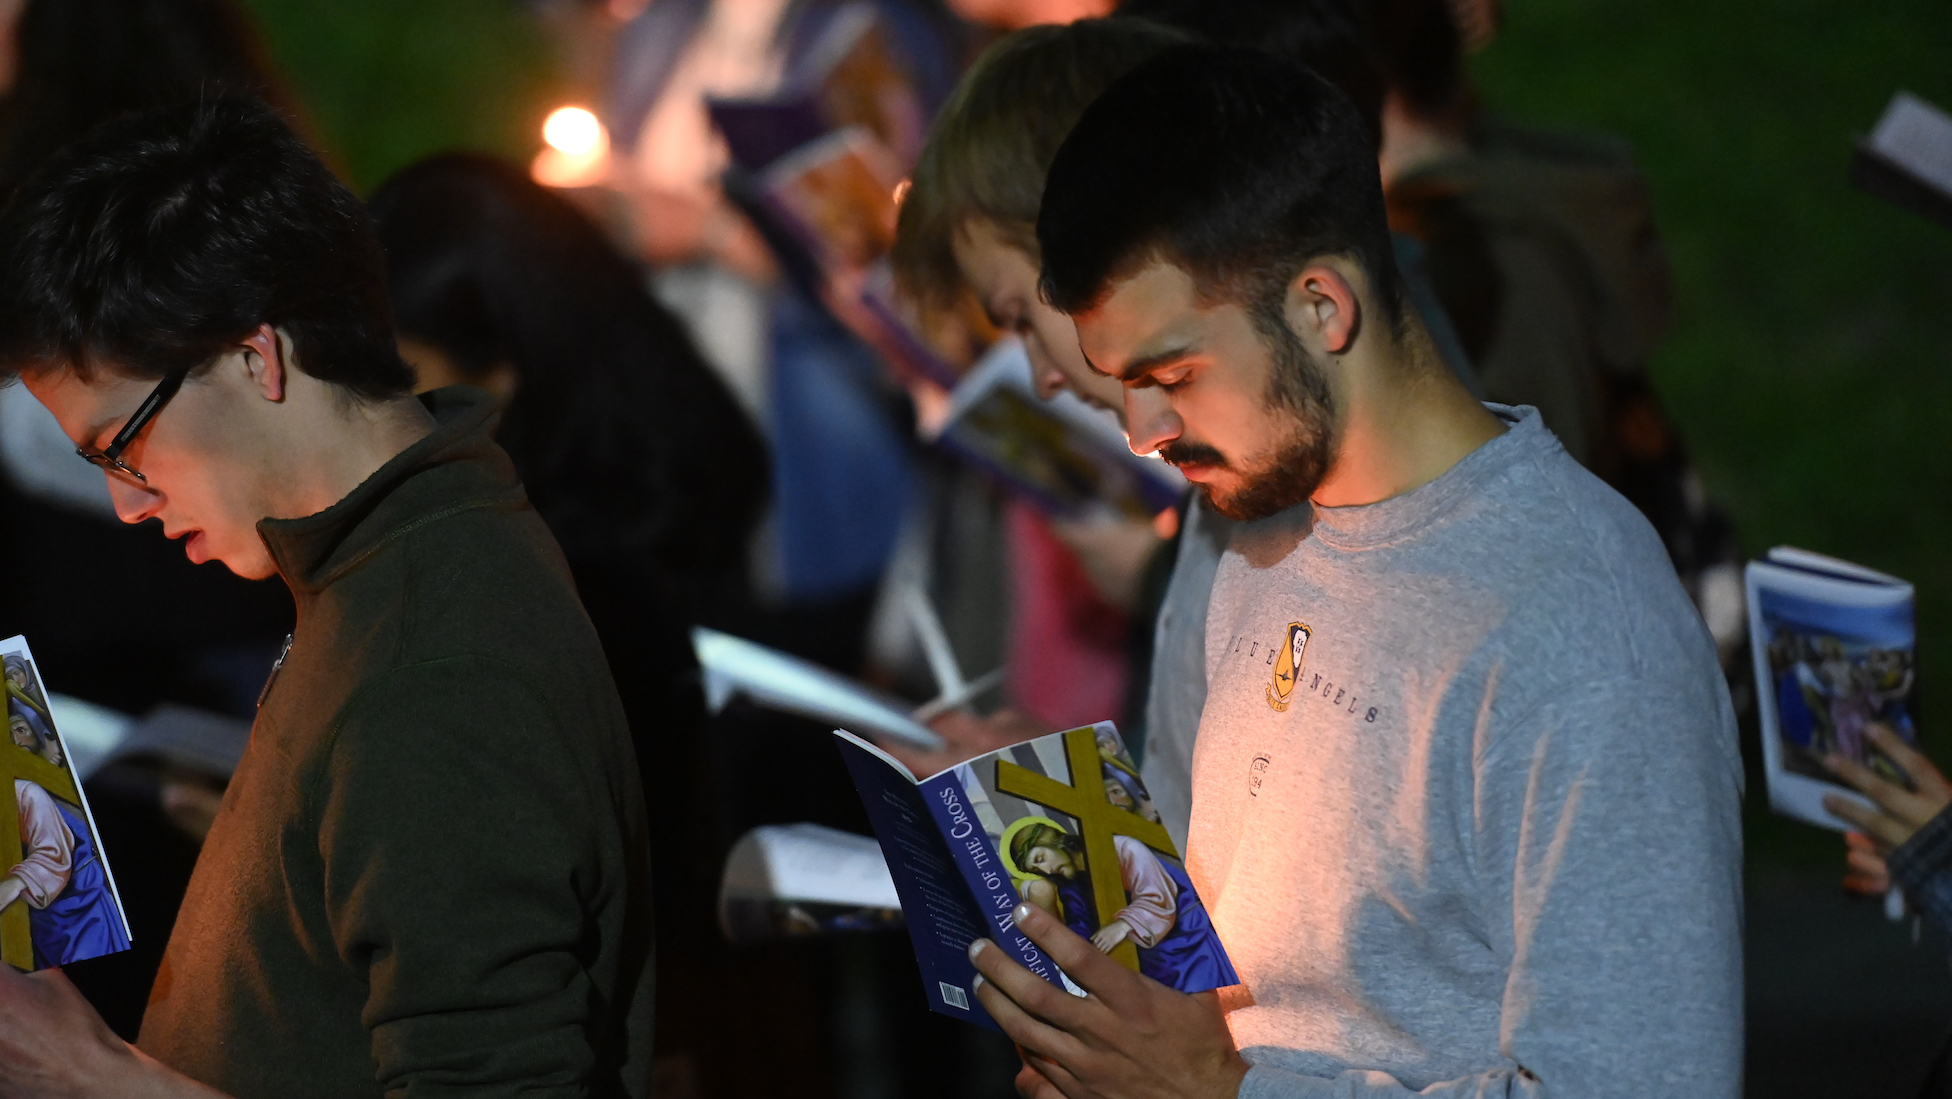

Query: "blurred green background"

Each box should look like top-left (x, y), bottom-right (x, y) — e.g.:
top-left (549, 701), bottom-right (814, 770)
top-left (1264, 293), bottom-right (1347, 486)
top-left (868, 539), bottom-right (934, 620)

top-left (1472, 0), bottom-right (1952, 869)
top-left (236, 0), bottom-right (1952, 871)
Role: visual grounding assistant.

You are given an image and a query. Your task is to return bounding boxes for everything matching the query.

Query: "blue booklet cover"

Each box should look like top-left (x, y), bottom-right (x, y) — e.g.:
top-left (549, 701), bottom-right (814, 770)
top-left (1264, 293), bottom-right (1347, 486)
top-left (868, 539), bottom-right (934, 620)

top-left (2, 634), bottom-right (133, 971)
top-left (833, 723), bottom-right (1237, 1030)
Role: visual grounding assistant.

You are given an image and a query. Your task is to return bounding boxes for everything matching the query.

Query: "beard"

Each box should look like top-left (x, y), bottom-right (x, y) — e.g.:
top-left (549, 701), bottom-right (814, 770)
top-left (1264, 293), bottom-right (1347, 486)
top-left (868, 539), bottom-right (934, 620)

top-left (1161, 310), bottom-right (1336, 522)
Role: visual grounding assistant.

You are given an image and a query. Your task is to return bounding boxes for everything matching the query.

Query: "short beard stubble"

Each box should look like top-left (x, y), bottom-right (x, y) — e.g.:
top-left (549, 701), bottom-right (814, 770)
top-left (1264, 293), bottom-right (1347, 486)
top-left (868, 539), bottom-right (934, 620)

top-left (1161, 302), bottom-right (1336, 522)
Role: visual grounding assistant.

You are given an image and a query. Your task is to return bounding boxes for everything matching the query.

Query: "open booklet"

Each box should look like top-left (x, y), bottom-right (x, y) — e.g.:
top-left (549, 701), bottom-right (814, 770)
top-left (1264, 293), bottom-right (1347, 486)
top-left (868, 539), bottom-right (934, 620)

top-left (923, 337), bottom-right (1186, 520)
top-left (833, 722), bottom-right (1236, 1030)
top-left (1746, 548), bottom-right (1916, 831)
top-left (1, 635), bottom-right (132, 970)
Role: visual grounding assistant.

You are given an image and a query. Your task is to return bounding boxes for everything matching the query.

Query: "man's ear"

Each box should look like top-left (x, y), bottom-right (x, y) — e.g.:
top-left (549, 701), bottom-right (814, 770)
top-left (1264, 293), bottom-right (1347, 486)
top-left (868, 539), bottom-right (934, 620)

top-left (238, 323), bottom-right (289, 402)
top-left (1282, 262), bottom-right (1362, 356)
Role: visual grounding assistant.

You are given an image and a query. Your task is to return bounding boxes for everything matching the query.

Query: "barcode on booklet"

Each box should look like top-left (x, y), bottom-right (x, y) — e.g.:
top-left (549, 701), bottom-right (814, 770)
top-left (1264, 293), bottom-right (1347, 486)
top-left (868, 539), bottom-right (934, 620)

top-left (939, 982), bottom-right (969, 1010)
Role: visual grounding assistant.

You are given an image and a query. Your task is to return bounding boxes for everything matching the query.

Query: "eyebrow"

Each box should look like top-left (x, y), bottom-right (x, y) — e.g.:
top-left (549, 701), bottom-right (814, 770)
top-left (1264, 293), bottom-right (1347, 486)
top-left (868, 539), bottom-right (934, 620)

top-left (1084, 344), bottom-right (1198, 382)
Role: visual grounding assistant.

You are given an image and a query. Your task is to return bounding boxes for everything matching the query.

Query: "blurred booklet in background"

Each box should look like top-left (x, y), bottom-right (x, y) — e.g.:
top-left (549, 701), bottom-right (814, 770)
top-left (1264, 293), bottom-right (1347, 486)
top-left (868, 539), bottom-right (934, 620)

top-left (759, 126), bottom-right (904, 275)
top-left (1746, 549), bottom-right (1916, 831)
top-left (708, 3), bottom-right (924, 175)
top-left (1, 635), bottom-right (132, 971)
top-left (833, 722), bottom-right (1236, 1030)
top-left (719, 823), bottom-right (903, 943)
top-left (923, 338), bottom-right (1185, 520)
top-left (1852, 91), bottom-right (1952, 229)
top-left (692, 627), bottom-right (943, 750)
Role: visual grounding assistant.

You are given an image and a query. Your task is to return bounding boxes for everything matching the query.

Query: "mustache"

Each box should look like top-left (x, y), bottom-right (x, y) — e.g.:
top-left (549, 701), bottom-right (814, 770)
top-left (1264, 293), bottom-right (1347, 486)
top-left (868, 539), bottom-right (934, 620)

top-left (1158, 440), bottom-right (1227, 468)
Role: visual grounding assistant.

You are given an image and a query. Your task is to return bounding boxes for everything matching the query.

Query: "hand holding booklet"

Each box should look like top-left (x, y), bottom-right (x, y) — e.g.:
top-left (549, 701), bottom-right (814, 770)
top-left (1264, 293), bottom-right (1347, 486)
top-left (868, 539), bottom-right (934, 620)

top-left (832, 721), bottom-right (1237, 1029)
top-left (1746, 548), bottom-right (1917, 831)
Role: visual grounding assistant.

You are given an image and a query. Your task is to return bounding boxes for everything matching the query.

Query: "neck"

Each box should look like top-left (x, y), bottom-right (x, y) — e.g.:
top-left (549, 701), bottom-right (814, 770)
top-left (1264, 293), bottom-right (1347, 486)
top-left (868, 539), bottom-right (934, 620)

top-left (270, 392), bottom-right (436, 520)
top-left (1310, 318), bottom-right (1502, 509)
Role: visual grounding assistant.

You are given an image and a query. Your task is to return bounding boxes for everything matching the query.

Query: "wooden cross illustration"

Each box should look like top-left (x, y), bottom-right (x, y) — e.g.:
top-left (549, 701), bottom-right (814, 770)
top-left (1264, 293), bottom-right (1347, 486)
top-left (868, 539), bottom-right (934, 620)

top-left (3, 691), bottom-right (81, 971)
top-left (993, 727), bottom-right (1177, 971)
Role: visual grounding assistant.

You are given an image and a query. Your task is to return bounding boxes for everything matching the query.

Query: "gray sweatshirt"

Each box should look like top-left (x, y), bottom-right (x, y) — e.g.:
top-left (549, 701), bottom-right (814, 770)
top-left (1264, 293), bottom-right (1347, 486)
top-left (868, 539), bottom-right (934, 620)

top-left (1189, 406), bottom-right (1742, 1097)
top-left (1141, 495), bottom-right (1233, 853)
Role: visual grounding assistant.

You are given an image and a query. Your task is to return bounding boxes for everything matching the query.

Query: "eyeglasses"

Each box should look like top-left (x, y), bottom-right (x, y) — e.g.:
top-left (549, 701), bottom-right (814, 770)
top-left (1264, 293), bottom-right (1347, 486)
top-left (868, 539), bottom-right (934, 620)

top-left (75, 367), bottom-right (190, 484)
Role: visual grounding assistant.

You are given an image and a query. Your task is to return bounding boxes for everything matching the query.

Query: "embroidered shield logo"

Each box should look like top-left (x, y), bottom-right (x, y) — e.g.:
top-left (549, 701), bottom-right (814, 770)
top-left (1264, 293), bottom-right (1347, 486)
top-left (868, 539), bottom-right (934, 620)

top-left (1265, 622), bottom-right (1310, 712)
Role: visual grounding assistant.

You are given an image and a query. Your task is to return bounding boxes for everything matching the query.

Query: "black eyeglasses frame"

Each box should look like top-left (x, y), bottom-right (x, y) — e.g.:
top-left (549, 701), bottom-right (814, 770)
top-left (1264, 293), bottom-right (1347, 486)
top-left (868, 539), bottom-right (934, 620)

top-left (74, 367), bottom-right (191, 484)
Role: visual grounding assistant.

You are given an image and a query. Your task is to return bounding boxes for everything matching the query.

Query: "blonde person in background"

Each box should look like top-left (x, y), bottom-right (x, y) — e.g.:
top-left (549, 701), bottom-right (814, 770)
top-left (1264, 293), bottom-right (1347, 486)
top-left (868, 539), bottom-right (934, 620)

top-left (886, 18), bottom-right (1219, 845)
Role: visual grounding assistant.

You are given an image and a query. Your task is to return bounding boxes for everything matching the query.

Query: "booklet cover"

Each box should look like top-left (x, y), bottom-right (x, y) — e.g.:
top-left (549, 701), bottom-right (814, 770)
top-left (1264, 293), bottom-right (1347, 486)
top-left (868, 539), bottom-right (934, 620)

top-left (1745, 548), bottom-right (1917, 831)
top-left (1, 635), bottom-right (133, 970)
top-left (925, 338), bottom-right (1186, 521)
top-left (833, 722), bottom-right (1236, 1030)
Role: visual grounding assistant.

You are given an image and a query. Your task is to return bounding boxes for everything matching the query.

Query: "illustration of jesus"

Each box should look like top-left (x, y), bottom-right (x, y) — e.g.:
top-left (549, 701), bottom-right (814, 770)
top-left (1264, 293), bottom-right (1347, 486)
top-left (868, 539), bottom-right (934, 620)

top-left (1006, 819), bottom-right (1236, 990)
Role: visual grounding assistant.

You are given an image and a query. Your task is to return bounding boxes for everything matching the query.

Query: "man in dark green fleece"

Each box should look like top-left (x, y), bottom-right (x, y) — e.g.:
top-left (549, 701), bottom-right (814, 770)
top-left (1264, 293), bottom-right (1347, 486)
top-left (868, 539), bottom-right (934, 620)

top-left (0, 98), bottom-right (655, 1098)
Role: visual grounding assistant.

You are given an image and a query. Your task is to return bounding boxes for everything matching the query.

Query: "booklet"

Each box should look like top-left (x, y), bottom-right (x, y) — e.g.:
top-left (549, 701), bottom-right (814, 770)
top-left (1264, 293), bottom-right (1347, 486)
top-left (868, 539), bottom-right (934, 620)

top-left (1, 635), bottom-right (133, 970)
top-left (833, 721), bottom-right (1237, 1030)
top-left (1745, 548), bottom-right (1917, 831)
top-left (718, 822), bottom-right (903, 943)
top-left (924, 338), bottom-right (1186, 521)
top-left (707, 3), bottom-right (924, 175)
top-left (692, 627), bottom-right (945, 751)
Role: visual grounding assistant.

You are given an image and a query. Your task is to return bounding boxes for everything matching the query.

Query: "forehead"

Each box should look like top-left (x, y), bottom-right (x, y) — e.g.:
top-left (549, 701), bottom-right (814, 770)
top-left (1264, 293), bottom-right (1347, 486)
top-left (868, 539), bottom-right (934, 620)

top-left (951, 218), bottom-right (1038, 287)
top-left (1073, 261), bottom-right (1210, 359)
top-left (18, 361), bottom-right (153, 442)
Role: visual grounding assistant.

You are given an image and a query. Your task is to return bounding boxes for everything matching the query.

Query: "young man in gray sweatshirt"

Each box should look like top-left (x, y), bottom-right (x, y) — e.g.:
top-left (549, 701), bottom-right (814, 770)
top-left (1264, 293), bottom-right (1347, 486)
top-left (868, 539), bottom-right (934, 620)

top-left (965, 46), bottom-right (1742, 1099)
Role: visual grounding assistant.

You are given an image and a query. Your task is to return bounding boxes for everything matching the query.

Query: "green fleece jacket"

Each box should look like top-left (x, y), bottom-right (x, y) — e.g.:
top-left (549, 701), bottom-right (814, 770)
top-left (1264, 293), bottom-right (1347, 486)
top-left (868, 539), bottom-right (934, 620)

top-left (137, 388), bottom-right (655, 1099)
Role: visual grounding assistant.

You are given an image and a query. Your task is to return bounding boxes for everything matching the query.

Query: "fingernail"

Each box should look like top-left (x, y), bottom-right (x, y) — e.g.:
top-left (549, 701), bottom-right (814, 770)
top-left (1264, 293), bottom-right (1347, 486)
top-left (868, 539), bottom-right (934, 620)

top-left (968, 938), bottom-right (989, 961)
top-left (1014, 903), bottom-right (1034, 924)
top-left (971, 974), bottom-right (987, 993)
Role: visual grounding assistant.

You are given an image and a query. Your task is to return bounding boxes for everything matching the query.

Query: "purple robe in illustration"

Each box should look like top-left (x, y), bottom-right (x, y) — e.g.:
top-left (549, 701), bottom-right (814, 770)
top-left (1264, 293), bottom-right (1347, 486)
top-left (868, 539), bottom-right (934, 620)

top-left (1052, 834), bottom-right (1237, 991)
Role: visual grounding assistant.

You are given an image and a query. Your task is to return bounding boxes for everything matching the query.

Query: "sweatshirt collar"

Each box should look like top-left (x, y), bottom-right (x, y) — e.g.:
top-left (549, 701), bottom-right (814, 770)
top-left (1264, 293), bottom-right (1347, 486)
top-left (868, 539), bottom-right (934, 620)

top-left (1307, 404), bottom-right (1551, 551)
top-left (257, 386), bottom-right (523, 597)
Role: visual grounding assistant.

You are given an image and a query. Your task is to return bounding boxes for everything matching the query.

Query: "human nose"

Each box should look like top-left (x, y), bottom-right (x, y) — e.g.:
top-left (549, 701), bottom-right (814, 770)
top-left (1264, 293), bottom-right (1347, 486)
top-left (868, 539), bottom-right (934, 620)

top-left (105, 473), bottom-right (163, 524)
top-left (1123, 387), bottom-right (1181, 456)
top-left (1023, 338), bottom-right (1068, 401)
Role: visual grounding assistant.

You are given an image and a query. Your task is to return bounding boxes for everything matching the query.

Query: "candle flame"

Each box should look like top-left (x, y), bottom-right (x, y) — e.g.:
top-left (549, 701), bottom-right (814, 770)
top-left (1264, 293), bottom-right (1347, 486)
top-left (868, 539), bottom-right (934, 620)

top-left (543, 107), bottom-right (606, 157)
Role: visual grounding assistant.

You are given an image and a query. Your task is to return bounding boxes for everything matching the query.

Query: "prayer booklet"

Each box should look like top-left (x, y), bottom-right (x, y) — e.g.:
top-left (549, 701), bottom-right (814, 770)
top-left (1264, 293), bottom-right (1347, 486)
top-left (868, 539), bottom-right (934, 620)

top-left (833, 722), bottom-right (1238, 1030)
top-left (1745, 549), bottom-right (1917, 830)
top-left (718, 822), bottom-right (903, 944)
top-left (708, 3), bottom-right (924, 176)
top-left (1, 635), bottom-right (133, 970)
top-left (692, 627), bottom-right (945, 751)
top-left (1852, 91), bottom-right (1952, 229)
top-left (923, 338), bottom-right (1186, 520)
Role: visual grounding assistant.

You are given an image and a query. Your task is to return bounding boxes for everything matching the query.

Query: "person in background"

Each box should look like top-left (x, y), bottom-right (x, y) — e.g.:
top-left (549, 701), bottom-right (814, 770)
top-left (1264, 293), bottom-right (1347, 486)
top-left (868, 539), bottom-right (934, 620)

top-left (889, 16), bottom-right (1206, 840)
top-left (368, 151), bottom-right (767, 1095)
top-left (0, 97), bottom-right (655, 1098)
top-left (1826, 726), bottom-right (1952, 1097)
top-left (968, 45), bottom-right (1741, 1096)
top-left (1826, 724), bottom-right (1952, 927)
top-left (1367, 0), bottom-right (1747, 668)
top-left (0, 0), bottom-right (311, 1040)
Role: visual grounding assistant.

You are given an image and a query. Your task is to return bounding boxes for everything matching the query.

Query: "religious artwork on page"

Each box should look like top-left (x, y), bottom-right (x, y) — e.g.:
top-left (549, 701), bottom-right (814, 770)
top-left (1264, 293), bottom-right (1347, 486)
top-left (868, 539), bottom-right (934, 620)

top-left (1, 635), bottom-right (132, 970)
top-left (833, 722), bottom-right (1236, 1030)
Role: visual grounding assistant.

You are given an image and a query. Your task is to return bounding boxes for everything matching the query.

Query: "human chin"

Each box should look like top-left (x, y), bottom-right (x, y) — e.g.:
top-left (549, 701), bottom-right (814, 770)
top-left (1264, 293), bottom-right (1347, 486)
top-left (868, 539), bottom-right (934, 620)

top-left (188, 523), bottom-right (277, 579)
top-left (1202, 433), bottom-right (1332, 521)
